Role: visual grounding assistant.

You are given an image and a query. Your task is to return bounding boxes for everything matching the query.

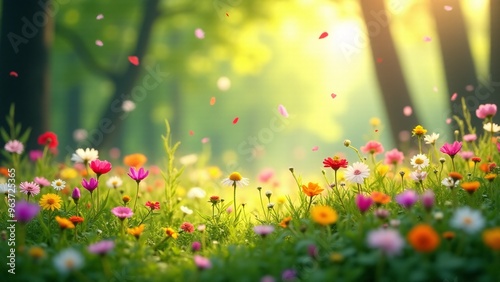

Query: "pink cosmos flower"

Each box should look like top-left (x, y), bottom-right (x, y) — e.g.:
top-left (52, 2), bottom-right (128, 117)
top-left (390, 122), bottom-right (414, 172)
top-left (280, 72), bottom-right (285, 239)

top-left (258, 168), bottom-right (275, 183)
top-left (34, 177), bottom-right (50, 187)
top-left (194, 255), bottom-right (212, 270)
top-left (361, 140), bottom-right (384, 155)
top-left (395, 189), bottom-right (418, 209)
top-left (111, 206), bottom-right (133, 220)
top-left (476, 104), bottom-right (497, 119)
top-left (4, 140), bottom-right (24, 154)
top-left (88, 240), bottom-right (115, 255)
top-left (384, 148), bottom-right (404, 166)
top-left (19, 181), bottom-right (40, 196)
top-left (82, 178), bottom-right (98, 193)
top-left (90, 159), bottom-right (112, 177)
top-left (367, 228), bottom-right (404, 257)
top-left (145, 201), bottom-right (160, 210)
top-left (421, 190), bottom-right (435, 211)
top-left (355, 194), bottom-right (373, 214)
top-left (410, 170), bottom-right (427, 182)
top-left (127, 167), bottom-right (149, 183)
top-left (459, 151), bottom-right (474, 161)
top-left (440, 141), bottom-right (462, 157)
top-left (463, 134), bottom-right (477, 142)
top-left (29, 150), bottom-right (43, 162)
top-left (253, 225), bottom-right (275, 237)
top-left (180, 222), bottom-right (195, 233)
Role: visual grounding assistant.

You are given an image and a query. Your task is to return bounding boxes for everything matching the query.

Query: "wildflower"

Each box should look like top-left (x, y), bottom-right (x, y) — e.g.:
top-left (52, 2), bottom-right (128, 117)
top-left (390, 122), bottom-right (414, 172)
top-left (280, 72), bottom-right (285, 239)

top-left (450, 207), bottom-right (485, 234)
top-left (53, 249), bottom-right (84, 275)
top-left (384, 148), bottom-right (404, 166)
top-left (254, 225), bottom-right (275, 237)
top-left (209, 195), bottom-right (221, 204)
top-left (89, 159), bottom-right (112, 177)
top-left (330, 252), bottom-right (344, 263)
top-left (361, 140), bottom-right (384, 155)
top-left (377, 165), bottom-right (390, 175)
top-left (144, 201), bottom-right (159, 211)
top-left (179, 154), bottom-right (198, 166)
top-left (197, 224), bottom-right (206, 232)
top-left (395, 190), bottom-right (418, 209)
top-left (29, 246), bottom-right (46, 260)
top-left (165, 227), bottom-right (179, 239)
top-left (301, 182), bottom-right (323, 197)
top-left (127, 224), bottom-right (145, 240)
top-left (463, 134), bottom-right (477, 142)
top-left (423, 133), bottom-right (440, 145)
top-left (221, 171), bottom-right (249, 187)
top-left (81, 178), bottom-right (98, 193)
top-left (4, 140), bottom-right (24, 154)
top-left (459, 151), bottom-right (474, 161)
top-left (34, 177), bottom-right (50, 187)
top-left (483, 228), bottom-right (500, 251)
top-left (127, 167), bottom-right (149, 183)
top-left (69, 216), bottom-right (84, 226)
top-left (410, 170), bottom-right (427, 182)
top-left (371, 191), bottom-right (391, 205)
top-left (449, 172), bottom-right (463, 182)
top-left (441, 177), bottom-right (458, 189)
top-left (15, 201), bottom-right (40, 223)
top-left (421, 190), bottom-right (435, 211)
top-left (72, 188), bottom-right (80, 204)
top-left (461, 181), bottom-right (480, 194)
top-left (19, 181), bottom-right (40, 196)
top-left (265, 190), bottom-right (272, 198)
top-left (122, 195), bottom-right (131, 205)
top-left (55, 216), bottom-right (75, 230)
top-left (123, 153), bottom-right (147, 168)
top-left (88, 240), bottom-right (115, 255)
top-left (440, 141), bottom-right (462, 157)
top-left (60, 167), bottom-right (78, 180)
top-left (367, 228), bottom-right (404, 257)
top-left (483, 122), bottom-right (500, 133)
top-left (194, 255), bottom-right (212, 270)
top-left (180, 206), bottom-right (193, 215)
top-left (344, 162), bottom-right (370, 184)
top-left (412, 125), bottom-right (427, 136)
top-left (410, 154), bottom-right (429, 170)
top-left (311, 206), bottom-right (338, 226)
top-left (29, 150), bottom-right (43, 161)
top-left (476, 103), bottom-right (497, 119)
top-left (106, 176), bottom-right (123, 189)
top-left (355, 194), bottom-right (373, 214)
top-left (281, 269), bottom-right (297, 281)
top-left (260, 275), bottom-right (276, 282)
top-left (111, 206), bottom-right (133, 220)
top-left (442, 231), bottom-right (455, 240)
top-left (485, 173), bottom-right (496, 182)
top-left (71, 148), bottom-right (98, 163)
top-left (181, 222), bottom-right (195, 233)
top-left (407, 224), bottom-right (440, 253)
top-left (38, 132), bottom-right (58, 148)
top-left (39, 193), bottom-right (62, 211)
top-left (258, 168), bottom-right (275, 183)
top-left (187, 187), bottom-right (206, 199)
top-left (343, 139), bottom-right (351, 147)
top-left (374, 208), bottom-right (390, 220)
top-left (280, 216), bottom-right (292, 228)
top-left (51, 179), bottom-right (66, 191)
top-left (434, 211), bottom-right (444, 220)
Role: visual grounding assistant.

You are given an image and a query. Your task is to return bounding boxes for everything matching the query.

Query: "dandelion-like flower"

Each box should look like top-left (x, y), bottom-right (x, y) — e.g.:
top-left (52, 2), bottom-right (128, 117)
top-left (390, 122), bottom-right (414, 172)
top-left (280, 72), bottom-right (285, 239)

top-left (106, 176), bottom-right (123, 189)
top-left (367, 228), bottom-right (404, 257)
top-left (410, 154), bottom-right (429, 170)
top-left (221, 172), bottom-right (249, 187)
top-left (450, 207), bottom-right (485, 234)
top-left (71, 148), bottom-right (99, 164)
top-left (412, 125), bottom-right (427, 136)
top-left (19, 181), bottom-right (40, 196)
top-left (39, 193), bottom-right (62, 211)
top-left (4, 140), bottom-right (24, 154)
top-left (51, 179), bottom-right (66, 191)
top-left (344, 162), bottom-right (370, 184)
top-left (53, 249), bottom-right (84, 275)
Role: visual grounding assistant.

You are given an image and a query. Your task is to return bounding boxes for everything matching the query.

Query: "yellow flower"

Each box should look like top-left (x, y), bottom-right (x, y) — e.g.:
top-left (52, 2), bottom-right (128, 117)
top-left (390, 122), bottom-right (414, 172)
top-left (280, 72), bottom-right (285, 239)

top-left (311, 206), bottom-right (338, 226)
top-left (39, 193), bottom-right (62, 211)
top-left (29, 246), bottom-right (45, 260)
top-left (128, 224), bottom-right (145, 239)
top-left (279, 216), bottom-right (292, 228)
top-left (207, 166), bottom-right (222, 179)
top-left (276, 195), bottom-right (287, 205)
top-left (165, 227), bottom-right (179, 239)
top-left (369, 117), bottom-right (381, 127)
top-left (412, 125), bottom-right (427, 137)
top-left (376, 164), bottom-right (389, 176)
top-left (330, 252), bottom-right (344, 263)
top-left (301, 182), bottom-right (324, 197)
top-left (59, 167), bottom-right (78, 180)
top-left (485, 173), bottom-right (497, 182)
top-left (122, 195), bottom-right (131, 205)
top-left (483, 227), bottom-right (500, 251)
top-left (55, 216), bottom-right (75, 230)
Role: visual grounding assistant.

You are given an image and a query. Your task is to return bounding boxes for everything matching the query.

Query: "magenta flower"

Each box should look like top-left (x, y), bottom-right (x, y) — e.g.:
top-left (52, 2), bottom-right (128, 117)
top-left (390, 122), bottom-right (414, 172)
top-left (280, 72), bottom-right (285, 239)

top-left (355, 194), bottom-right (373, 214)
top-left (88, 240), bottom-right (115, 255)
top-left (82, 178), bottom-right (98, 193)
top-left (194, 255), bottom-right (212, 270)
top-left (29, 150), bottom-right (43, 162)
top-left (15, 201), bottom-right (40, 223)
top-left (111, 206), bottom-right (133, 220)
top-left (476, 103), bottom-right (497, 119)
top-left (367, 228), bottom-right (404, 257)
top-left (34, 177), bottom-right (50, 187)
top-left (395, 190), bottom-right (418, 209)
top-left (72, 187), bottom-right (81, 203)
top-left (19, 181), bottom-right (40, 196)
top-left (191, 241), bottom-right (201, 252)
top-left (384, 148), bottom-right (404, 166)
top-left (421, 190), bottom-right (435, 211)
top-left (282, 269), bottom-right (297, 281)
top-left (361, 140), bottom-right (384, 155)
top-left (90, 159), bottom-right (112, 177)
top-left (127, 167), bottom-right (149, 183)
top-left (254, 225), bottom-right (275, 237)
top-left (4, 140), bottom-right (24, 154)
top-left (440, 141), bottom-right (462, 157)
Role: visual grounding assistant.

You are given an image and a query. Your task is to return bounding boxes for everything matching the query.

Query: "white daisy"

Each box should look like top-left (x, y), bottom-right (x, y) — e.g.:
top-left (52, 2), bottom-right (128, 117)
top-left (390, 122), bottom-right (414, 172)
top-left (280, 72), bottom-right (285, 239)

top-left (180, 206), bottom-right (193, 215)
top-left (106, 176), bottom-right (123, 189)
top-left (71, 148), bottom-right (99, 164)
top-left (441, 177), bottom-right (459, 189)
top-left (450, 206), bottom-right (485, 234)
top-left (51, 179), bottom-right (66, 191)
top-left (483, 122), bottom-right (500, 133)
top-left (344, 162), bottom-right (370, 184)
top-left (423, 133), bottom-right (440, 145)
top-left (179, 154), bottom-right (198, 166)
top-left (53, 248), bottom-right (84, 275)
top-left (0, 183), bottom-right (12, 195)
top-left (187, 187), bottom-right (206, 199)
top-left (410, 154), bottom-right (430, 170)
top-left (221, 172), bottom-right (249, 187)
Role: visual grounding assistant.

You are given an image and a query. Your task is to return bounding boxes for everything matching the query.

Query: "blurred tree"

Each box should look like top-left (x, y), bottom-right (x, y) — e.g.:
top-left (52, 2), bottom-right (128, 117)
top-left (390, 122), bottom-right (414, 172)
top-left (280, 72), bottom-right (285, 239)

top-left (0, 1), bottom-right (53, 149)
top-left (490, 0), bottom-right (500, 98)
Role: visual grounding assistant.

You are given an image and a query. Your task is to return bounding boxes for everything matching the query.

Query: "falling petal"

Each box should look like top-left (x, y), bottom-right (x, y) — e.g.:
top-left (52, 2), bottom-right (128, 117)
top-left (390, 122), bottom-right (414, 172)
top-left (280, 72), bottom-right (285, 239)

top-left (444, 5), bottom-right (453, 11)
top-left (403, 106), bottom-right (412, 117)
top-left (189, 130), bottom-right (194, 136)
top-left (331, 93), bottom-right (337, 99)
top-left (446, 118), bottom-right (452, 124)
top-left (278, 104), bottom-right (289, 118)
top-left (451, 93), bottom-right (457, 101)
top-left (319, 32), bottom-right (328, 39)
top-left (312, 146), bottom-right (319, 151)
top-left (96, 14), bottom-right (104, 20)
top-left (423, 36), bottom-right (432, 42)
top-left (128, 56), bottom-right (139, 66)
top-left (195, 28), bottom-right (205, 39)
top-left (233, 117), bottom-right (239, 124)
top-left (201, 137), bottom-right (210, 144)
top-left (95, 40), bottom-right (103, 46)
top-left (210, 97), bottom-right (216, 106)
top-left (9, 71), bottom-right (18, 77)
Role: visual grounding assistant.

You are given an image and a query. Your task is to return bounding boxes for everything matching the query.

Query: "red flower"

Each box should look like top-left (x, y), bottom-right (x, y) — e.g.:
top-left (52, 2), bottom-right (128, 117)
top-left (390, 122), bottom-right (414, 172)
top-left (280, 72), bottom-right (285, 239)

top-left (323, 156), bottom-right (348, 171)
top-left (90, 159), bottom-right (112, 176)
top-left (145, 201), bottom-right (160, 210)
top-left (180, 222), bottom-right (195, 233)
top-left (37, 132), bottom-right (58, 148)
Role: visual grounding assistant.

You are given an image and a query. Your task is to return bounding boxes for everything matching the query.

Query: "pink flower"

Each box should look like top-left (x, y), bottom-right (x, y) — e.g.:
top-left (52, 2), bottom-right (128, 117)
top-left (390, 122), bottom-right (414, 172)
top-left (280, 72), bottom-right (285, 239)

top-left (72, 188), bottom-right (81, 203)
top-left (19, 181), bottom-right (40, 196)
top-left (395, 189), bottom-right (418, 209)
top-left (384, 148), bottom-right (404, 166)
top-left (367, 228), bottom-right (404, 256)
top-left (29, 150), bottom-right (43, 162)
top-left (194, 255), bottom-right (212, 270)
top-left (476, 104), bottom-right (497, 119)
top-left (181, 222), bottom-right (195, 233)
top-left (34, 177), bottom-right (50, 187)
top-left (440, 141), bottom-right (462, 157)
top-left (90, 159), bottom-right (112, 177)
top-left (127, 167), bottom-right (149, 183)
top-left (355, 194), bottom-right (373, 214)
top-left (88, 240), bottom-right (115, 255)
top-left (258, 168), bottom-right (274, 183)
top-left (459, 151), bottom-right (474, 161)
top-left (361, 140), bottom-right (384, 155)
top-left (4, 140), bottom-right (24, 154)
top-left (111, 206), bottom-right (133, 220)
top-left (192, 241), bottom-right (201, 252)
top-left (253, 225), bottom-right (275, 237)
top-left (421, 190), bottom-right (434, 211)
top-left (145, 201), bottom-right (160, 210)
top-left (82, 178), bottom-right (98, 193)
top-left (463, 134), bottom-right (477, 142)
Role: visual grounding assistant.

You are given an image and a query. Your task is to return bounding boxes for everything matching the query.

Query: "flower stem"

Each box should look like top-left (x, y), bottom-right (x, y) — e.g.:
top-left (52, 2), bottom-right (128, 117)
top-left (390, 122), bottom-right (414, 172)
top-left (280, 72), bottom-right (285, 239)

top-left (133, 181), bottom-right (140, 212)
top-left (233, 183), bottom-right (238, 226)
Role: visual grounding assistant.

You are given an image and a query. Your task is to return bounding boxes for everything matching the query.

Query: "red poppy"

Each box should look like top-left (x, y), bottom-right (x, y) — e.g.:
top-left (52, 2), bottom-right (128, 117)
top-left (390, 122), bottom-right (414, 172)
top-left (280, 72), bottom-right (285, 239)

top-left (37, 132), bottom-right (58, 148)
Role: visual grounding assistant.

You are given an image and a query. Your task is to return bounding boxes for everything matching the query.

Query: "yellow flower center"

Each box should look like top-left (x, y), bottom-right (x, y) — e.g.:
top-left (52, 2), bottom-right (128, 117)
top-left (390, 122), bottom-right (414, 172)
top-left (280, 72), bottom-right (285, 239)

top-left (415, 158), bottom-right (424, 165)
top-left (463, 217), bottom-right (472, 225)
top-left (229, 172), bottom-right (242, 181)
top-left (56, 181), bottom-right (62, 186)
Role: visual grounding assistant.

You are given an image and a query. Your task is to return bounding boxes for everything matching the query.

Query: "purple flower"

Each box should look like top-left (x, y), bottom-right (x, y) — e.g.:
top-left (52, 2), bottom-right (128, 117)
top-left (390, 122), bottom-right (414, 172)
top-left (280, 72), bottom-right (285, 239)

top-left (127, 167), bottom-right (149, 183)
top-left (34, 177), bottom-right (50, 187)
top-left (421, 190), bottom-right (435, 211)
top-left (355, 194), bottom-right (373, 214)
top-left (281, 269), bottom-right (297, 281)
top-left (307, 244), bottom-right (318, 259)
top-left (395, 189), bottom-right (418, 209)
top-left (253, 225), bottom-right (275, 237)
top-left (192, 241), bottom-right (201, 252)
top-left (15, 201), bottom-right (40, 223)
top-left (88, 240), bottom-right (115, 255)
top-left (194, 255), bottom-right (212, 270)
top-left (111, 206), bottom-right (133, 220)
top-left (72, 187), bottom-right (81, 203)
top-left (82, 178), bottom-right (98, 193)
top-left (367, 228), bottom-right (404, 257)
top-left (260, 275), bottom-right (275, 282)
top-left (440, 141), bottom-right (462, 157)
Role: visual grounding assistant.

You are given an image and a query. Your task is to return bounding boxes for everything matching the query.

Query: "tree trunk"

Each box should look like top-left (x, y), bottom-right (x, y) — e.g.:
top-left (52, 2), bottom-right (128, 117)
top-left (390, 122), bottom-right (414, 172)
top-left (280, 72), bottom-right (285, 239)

top-left (359, 0), bottom-right (420, 147)
top-left (0, 1), bottom-right (52, 150)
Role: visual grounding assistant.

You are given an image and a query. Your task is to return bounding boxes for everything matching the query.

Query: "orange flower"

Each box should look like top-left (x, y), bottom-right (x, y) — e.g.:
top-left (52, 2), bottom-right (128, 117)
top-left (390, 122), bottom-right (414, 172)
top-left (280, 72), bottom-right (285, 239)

top-left (311, 206), bottom-right (338, 226)
top-left (165, 227), bottom-right (179, 239)
top-left (0, 167), bottom-right (9, 177)
top-left (371, 191), bottom-right (391, 205)
top-left (279, 216), bottom-right (292, 228)
top-left (301, 182), bottom-right (324, 197)
top-left (485, 173), bottom-right (497, 182)
top-left (69, 216), bottom-right (84, 225)
top-left (55, 216), bottom-right (75, 230)
top-left (123, 153), bottom-right (147, 169)
top-left (128, 224), bottom-right (145, 240)
top-left (442, 231), bottom-right (455, 240)
top-left (448, 172), bottom-right (463, 181)
top-left (460, 181), bottom-right (480, 194)
top-left (483, 227), bottom-right (500, 251)
top-left (407, 224), bottom-right (440, 253)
